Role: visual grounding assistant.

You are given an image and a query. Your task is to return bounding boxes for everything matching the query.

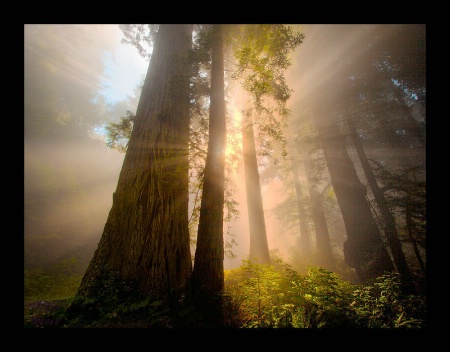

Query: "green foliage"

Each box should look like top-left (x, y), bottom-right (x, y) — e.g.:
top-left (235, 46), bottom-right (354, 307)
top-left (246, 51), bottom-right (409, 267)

top-left (286, 266), bottom-right (356, 328)
top-left (349, 272), bottom-right (426, 328)
top-left (24, 257), bottom-right (83, 301)
top-left (224, 259), bottom-right (290, 328)
top-left (25, 281), bottom-right (173, 328)
top-left (230, 25), bottom-right (304, 105)
top-left (224, 260), bottom-right (425, 328)
top-left (60, 267), bottom-right (173, 328)
top-left (228, 25), bottom-right (304, 164)
top-left (373, 162), bottom-right (426, 246)
top-left (119, 24), bottom-right (158, 60)
top-left (24, 261), bottom-right (425, 328)
top-left (104, 111), bottom-right (135, 152)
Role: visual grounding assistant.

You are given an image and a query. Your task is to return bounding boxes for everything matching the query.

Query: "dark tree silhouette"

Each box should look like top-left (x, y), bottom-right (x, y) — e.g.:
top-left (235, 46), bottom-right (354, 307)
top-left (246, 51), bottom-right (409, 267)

top-left (346, 115), bottom-right (417, 295)
top-left (190, 25), bottom-right (226, 325)
top-left (312, 101), bottom-right (395, 284)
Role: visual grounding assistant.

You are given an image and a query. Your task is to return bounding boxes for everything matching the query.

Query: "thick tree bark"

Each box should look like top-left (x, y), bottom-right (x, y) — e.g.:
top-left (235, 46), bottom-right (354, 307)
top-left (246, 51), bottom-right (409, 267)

top-left (312, 104), bottom-right (394, 284)
top-left (76, 24), bottom-right (194, 306)
top-left (242, 112), bottom-right (271, 265)
top-left (190, 25), bottom-right (226, 324)
top-left (347, 116), bottom-right (417, 294)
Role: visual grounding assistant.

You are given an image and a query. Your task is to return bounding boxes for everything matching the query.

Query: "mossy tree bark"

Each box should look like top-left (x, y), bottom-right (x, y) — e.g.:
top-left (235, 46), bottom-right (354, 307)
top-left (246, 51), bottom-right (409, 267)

top-left (76, 24), bottom-right (194, 307)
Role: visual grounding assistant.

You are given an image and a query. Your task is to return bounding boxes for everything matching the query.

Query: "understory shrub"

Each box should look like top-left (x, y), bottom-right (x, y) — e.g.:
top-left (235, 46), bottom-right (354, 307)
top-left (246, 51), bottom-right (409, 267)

top-left (224, 260), bottom-right (426, 328)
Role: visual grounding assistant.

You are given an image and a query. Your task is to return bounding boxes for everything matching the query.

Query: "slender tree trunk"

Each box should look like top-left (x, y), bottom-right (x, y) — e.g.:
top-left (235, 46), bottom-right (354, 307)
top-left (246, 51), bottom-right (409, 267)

top-left (312, 104), bottom-right (394, 284)
top-left (76, 25), bottom-right (193, 307)
top-left (347, 115), bottom-right (417, 295)
top-left (242, 112), bottom-right (271, 265)
top-left (190, 25), bottom-right (226, 324)
top-left (303, 152), bottom-right (336, 271)
top-left (405, 190), bottom-right (426, 274)
top-left (405, 170), bottom-right (426, 278)
top-left (287, 144), bottom-right (312, 257)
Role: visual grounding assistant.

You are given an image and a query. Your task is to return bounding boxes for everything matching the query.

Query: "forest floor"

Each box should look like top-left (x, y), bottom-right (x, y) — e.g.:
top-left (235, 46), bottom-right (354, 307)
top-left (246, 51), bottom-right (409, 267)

top-left (23, 298), bottom-right (196, 328)
top-left (24, 298), bottom-right (72, 328)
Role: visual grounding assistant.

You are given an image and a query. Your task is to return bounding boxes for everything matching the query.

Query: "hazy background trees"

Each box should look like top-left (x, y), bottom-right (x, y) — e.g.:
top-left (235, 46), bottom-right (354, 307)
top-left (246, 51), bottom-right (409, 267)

top-left (283, 24), bottom-right (425, 291)
top-left (24, 25), bottom-right (144, 275)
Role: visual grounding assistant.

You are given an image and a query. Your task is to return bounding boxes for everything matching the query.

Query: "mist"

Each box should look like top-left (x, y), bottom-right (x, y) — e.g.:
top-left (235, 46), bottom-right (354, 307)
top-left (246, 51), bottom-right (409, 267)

top-left (24, 24), bottom-right (145, 269)
top-left (24, 24), bottom-right (425, 280)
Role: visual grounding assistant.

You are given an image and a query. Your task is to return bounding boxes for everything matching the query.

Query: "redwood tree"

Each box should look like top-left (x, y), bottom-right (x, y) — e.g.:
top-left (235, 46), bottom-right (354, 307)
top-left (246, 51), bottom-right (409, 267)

top-left (288, 143), bottom-right (312, 258)
top-left (312, 102), bottom-right (395, 284)
top-left (75, 24), bottom-right (194, 307)
top-left (232, 25), bottom-right (304, 267)
top-left (242, 111), bottom-right (271, 265)
top-left (189, 25), bottom-right (303, 324)
top-left (303, 151), bottom-right (335, 271)
top-left (346, 115), bottom-right (417, 295)
top-left (190, 25), bottom-right (226, 323)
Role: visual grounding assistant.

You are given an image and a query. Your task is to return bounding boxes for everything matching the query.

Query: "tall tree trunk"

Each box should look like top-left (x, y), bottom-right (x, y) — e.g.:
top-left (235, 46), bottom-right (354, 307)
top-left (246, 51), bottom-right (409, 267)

top-left (405, 188), bottom-right (426, 274)
top-left (190, 25), bottom-right (226, 324)
top-left (287, 143), bottom-right (312, 258)
top-left (312, 104), bottom-right (394, 284)
top-left (347, 115), bottom-right (417, 295)
top-left (404, 169), bottom-right (426, 292)
top-left (242, 111), bottom-right (271, 265)
top-left (76, 24), bottom-right (193, 307)
top-left (303, 152), bottom-right (336, 271)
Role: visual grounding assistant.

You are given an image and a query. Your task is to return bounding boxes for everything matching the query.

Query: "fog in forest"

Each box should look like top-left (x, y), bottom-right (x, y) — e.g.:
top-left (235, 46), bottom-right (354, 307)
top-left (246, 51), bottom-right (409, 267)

top-left (24, 24), bottom-right (426, 281)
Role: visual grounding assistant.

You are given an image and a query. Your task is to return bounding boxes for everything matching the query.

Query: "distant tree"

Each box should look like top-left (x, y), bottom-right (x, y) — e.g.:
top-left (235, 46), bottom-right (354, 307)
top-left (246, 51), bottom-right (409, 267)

top-left (339, 24), bottom-right (425, 293)
top-left (24, 25), bottom-right (128, 272)
top-left (302, 148), bottom-right (336, 271)
top-left (312, 100), bottom-right (395, 284)
top-left (24, 25), bottom-right (115, 142)
top-left (294, 118), bottom-right (336, 270)
top-left (287, 140), bottom-right (312, 258)
top-left (232, 25), bottom-right (304, 266)
top-left (346, 115), bottom-right (417, 295)
top-left (266, 114), bottom-right (337, 273)
top-left (370, 161), bottom-right (426, 291)
top-left (242, 111), bottom-right (271, 265)
top-left (287, 24), bottom-right (425, 286)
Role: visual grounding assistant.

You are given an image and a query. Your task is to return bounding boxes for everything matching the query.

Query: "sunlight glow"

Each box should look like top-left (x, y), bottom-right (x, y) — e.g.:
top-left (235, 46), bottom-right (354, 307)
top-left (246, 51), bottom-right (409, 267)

top-left (225, 108), bottom-right (243, 171)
